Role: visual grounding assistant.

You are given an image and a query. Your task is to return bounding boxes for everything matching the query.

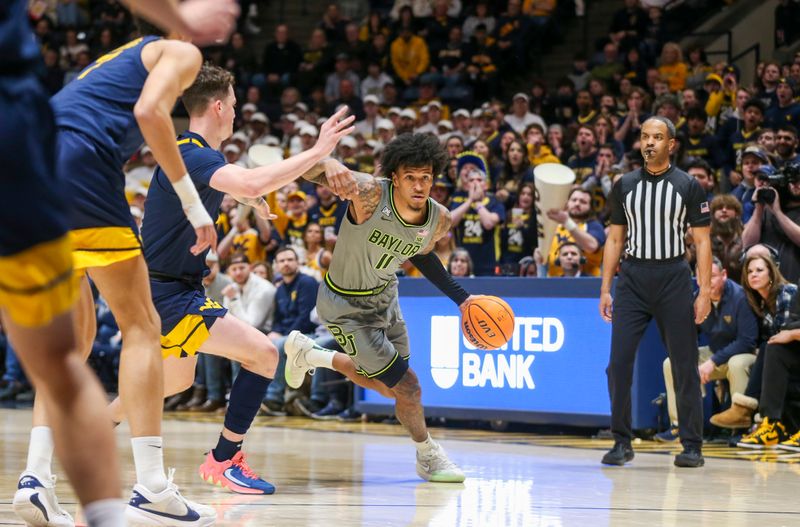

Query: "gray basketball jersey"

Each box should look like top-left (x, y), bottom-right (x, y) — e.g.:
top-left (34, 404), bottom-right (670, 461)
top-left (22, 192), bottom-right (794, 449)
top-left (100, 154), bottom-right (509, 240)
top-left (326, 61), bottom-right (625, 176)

top-left (325, 178), bottom-right (440, 294)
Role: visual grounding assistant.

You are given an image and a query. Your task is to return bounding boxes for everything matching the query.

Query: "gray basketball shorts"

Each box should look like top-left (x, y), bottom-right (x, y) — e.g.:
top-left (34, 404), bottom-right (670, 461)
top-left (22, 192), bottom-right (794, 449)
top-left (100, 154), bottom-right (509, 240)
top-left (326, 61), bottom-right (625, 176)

top-left (316, 280), bottom-right (410, 388)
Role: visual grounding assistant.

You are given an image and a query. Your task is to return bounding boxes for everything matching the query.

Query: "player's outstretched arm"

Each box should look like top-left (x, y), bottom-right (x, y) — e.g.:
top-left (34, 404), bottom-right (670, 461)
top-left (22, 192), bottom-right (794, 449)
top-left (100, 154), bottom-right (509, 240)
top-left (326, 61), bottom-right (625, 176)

top-left (136, 40), bottom-right (214, 254)
top-left (300, 158), bottom-right (384, 224)
top-left (209, 107), bottom-right (356, 199)
top-left (409, 203), bottom-right (472, 307)
top-left (122, 0), bottom-right (240, 45)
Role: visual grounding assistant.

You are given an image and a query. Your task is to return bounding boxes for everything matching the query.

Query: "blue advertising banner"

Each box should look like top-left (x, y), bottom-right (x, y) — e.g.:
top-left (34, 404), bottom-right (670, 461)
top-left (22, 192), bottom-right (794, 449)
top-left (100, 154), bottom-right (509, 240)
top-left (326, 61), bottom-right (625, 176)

top-left (357, 278), bottom-right (623, 426)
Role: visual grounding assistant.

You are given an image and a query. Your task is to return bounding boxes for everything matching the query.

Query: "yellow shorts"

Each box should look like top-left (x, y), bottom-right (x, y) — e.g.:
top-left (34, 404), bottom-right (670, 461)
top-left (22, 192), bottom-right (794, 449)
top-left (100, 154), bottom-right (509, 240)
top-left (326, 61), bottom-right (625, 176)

top-left (70, 226), bottom-right (142, 271)
top-left (0, 236), bottom-right (78, 328)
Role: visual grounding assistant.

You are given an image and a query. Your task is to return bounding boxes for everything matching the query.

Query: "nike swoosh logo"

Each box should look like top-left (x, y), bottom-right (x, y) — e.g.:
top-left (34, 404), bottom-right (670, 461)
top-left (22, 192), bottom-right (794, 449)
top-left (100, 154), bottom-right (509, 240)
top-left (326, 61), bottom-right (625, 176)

top-left (135, 503), bottom-right (201, 522)
top-left (149, 445), bottom-right (162, 449)
top-left (418, 462), bottom-right (431, 472)
top-left (30, 493), bottom-right (49, 522)
top-left (223, 467), bottom-right (252, 487)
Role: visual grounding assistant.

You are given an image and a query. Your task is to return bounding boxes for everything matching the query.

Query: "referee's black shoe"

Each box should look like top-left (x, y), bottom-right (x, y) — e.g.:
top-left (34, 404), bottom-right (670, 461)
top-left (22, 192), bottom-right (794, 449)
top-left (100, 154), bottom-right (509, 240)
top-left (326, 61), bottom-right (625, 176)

top-left (601, 442), bottom-right (634, 466)
top-left (674, 448), bottom-right (704, 468)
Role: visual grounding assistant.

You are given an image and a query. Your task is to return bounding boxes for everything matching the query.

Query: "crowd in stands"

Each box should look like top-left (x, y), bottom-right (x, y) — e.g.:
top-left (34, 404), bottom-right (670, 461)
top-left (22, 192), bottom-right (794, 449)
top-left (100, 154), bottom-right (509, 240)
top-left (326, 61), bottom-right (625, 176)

top-left (2, 0), bottom-right (800, 441)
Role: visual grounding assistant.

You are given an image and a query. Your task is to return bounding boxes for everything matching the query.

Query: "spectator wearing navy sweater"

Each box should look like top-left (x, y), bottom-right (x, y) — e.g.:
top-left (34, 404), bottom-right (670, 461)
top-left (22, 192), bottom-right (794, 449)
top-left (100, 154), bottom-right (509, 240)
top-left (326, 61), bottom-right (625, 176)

top-left (261, 246), bottom-right (320, 415)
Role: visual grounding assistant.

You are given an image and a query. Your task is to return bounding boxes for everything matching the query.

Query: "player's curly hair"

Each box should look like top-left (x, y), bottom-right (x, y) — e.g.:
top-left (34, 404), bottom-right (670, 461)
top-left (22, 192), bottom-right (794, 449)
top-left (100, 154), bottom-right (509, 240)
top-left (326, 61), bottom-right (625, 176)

top-left (182, 63), bottom-right (235, 116)
top-left (381, 133), bottom-right (448, 178)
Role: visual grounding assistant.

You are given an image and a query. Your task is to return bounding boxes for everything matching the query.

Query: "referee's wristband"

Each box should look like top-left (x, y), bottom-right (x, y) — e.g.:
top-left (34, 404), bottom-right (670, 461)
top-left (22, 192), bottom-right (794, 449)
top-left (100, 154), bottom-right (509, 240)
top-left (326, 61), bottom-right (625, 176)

top-left (563, 218), bottom-right (578, 231)
top-left (172, 174), bottom-right (213, 228)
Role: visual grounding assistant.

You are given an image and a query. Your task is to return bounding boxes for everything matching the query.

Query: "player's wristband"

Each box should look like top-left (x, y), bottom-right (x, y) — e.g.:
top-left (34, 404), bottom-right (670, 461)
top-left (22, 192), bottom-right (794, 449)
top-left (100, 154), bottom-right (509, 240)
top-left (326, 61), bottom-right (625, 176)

top-left (409, 252), bottom-right (470, 306)
top-left (172, 174), bottom-right (213, 228)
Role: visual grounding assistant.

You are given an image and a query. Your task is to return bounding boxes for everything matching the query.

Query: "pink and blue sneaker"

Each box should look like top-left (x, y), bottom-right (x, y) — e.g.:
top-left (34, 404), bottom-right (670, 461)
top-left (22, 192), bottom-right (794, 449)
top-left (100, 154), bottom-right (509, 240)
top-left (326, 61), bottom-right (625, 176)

top-left (199, 451), bottom-right (275, 495)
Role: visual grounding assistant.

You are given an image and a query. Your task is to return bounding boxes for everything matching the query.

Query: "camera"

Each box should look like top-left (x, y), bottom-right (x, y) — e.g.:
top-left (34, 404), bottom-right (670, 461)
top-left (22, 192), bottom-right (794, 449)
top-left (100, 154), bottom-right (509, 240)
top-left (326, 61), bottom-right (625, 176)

top-left (755, 163), bottom-right (800, 204)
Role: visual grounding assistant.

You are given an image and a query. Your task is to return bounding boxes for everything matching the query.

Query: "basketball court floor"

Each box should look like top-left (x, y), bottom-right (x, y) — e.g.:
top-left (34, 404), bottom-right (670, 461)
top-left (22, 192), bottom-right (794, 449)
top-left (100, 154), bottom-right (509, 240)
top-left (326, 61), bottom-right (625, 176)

top-left (0, 409), bottom-right (798, 526)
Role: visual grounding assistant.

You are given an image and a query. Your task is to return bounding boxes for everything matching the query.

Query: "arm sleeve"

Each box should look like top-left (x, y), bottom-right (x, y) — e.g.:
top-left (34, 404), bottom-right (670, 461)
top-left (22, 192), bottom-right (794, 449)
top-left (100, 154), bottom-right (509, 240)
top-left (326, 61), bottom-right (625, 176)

top-left (686, 177), bottom-right (711, 227)
top-left (409, 252), bottom-right (470, 306)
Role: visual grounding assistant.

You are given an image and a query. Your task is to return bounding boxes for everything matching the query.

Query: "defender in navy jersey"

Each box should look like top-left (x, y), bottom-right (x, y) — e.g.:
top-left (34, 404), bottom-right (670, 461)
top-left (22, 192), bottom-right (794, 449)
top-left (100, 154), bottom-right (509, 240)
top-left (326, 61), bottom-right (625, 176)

top-left (280, 134), bottom-right (484, 483)
top-left (105, 64), bottom-right (356, 494)
top-left (4, 2), bottom-right (243, 526)
top-left (600, 117), bottom-right (712, 469)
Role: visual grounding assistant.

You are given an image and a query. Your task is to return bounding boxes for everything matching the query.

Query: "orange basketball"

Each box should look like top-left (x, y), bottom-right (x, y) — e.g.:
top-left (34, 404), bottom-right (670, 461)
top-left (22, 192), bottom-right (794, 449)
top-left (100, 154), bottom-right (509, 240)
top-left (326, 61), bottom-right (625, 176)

top-left (461, 296), bottom-right (515, 350)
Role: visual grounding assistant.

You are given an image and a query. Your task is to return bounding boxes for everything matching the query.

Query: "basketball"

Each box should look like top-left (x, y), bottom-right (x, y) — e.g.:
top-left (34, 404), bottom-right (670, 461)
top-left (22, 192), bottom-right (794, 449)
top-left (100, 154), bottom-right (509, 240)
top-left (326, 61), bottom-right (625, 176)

top-left (461, 296), bottom-right (515, 350)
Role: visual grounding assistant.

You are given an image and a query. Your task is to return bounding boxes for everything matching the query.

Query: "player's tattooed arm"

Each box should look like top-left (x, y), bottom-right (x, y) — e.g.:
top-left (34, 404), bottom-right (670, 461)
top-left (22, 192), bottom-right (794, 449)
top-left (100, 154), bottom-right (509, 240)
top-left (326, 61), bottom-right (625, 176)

top-left (418, 202), bottom-right (452, 255)
top-left (301, 158), bottom-right (383, 223)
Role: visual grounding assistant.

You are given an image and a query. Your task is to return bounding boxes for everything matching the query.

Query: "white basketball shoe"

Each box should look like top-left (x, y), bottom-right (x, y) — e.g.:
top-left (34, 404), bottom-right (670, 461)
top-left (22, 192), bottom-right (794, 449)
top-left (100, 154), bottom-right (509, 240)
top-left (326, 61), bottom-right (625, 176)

top-left (126, 468), bottom-right (216, 526)
top-left (13, 471), bottom-right (74, 527)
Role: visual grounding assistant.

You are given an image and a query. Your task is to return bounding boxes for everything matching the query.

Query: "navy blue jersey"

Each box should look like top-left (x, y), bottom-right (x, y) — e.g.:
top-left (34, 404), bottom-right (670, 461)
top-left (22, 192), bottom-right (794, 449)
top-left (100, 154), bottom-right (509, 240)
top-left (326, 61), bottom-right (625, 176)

top-left (449, 190), bottom-right (506, 276)
top-left (1, 0), bottom-right (41, 72)
top-left (51, 36), bottom-right (160, 165)
top-left (142, 132), bottom-right (226, 282)
top-left (309, 200), bottom-right (347, 239)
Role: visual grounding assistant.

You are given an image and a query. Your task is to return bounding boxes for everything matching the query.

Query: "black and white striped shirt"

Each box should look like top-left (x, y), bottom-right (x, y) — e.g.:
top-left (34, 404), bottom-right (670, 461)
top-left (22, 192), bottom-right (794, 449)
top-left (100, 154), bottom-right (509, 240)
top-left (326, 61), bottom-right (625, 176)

top-left (610, 166), bottom-right (710, 260)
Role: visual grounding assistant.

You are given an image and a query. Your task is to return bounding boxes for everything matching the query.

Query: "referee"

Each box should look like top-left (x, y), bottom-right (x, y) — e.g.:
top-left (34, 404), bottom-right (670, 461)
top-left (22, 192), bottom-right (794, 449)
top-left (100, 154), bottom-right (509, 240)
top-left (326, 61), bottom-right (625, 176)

top-left (599, 116), bottom-right (712, 468)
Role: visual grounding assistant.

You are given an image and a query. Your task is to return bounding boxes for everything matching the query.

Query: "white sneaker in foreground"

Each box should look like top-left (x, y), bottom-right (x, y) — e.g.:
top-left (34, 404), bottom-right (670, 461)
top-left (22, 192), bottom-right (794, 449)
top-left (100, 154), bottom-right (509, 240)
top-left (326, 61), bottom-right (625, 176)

top-left (13, 471), bottom-right (74, 527)
top-left (284, 330), bottom-right (315, 389)
top-left (416, 444), bottom-right (465, 483)
top-left (126, 469), bottom-right (216, 526)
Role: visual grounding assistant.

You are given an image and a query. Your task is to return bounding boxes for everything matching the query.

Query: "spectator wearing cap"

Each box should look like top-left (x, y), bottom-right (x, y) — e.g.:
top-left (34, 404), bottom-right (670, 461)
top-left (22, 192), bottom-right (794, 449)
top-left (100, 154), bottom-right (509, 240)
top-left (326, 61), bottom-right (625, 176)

top-left (431, 174), bottom-right (453, 206)
top-left (450, 157), bottom-right (505, 276)
top-left (262, 24), bottom-right (303, 87)
top-left (390, 23), bottom-right (430, 88)
top-left (268, 190), bottom-right (312, 254)
top-left (436, 119), bottom-right (454, 140)
top-left (742, 164), bottom-right (800, 282)
top-left (397, 108), bottom-right (417, 134)
top-left (336, 136), bottom-right (360, 170)
top-left (722, 98), bottom-right (765, 188)
top-left (297, 125), bottom-right (319, 154)
top-left (230, 131), bottom-right (251, 166)
top-left (249, 112), bottom-right (277, 146)
top-left (774, 125), bottom-right (800, 168)
top-left (450, 108), bottom-right (474, 143)
top-left (685, 107), bottom-right (723, 169)
top-left (732, 145), bottom-right (770, 223)
top-left (705, 67), bottom-right (739, 127)
top-left (223, 143), bottom-right (246, 167)
top-left (767, 79), bottom-right (800, 129)
top-left (375, 118), bottom-right (395, 148)
top-left (278, 112), bottom-right (299, 148)
top-left (361, 62), bottom-right (394, 99)
top-left (324, 52), bottom-right (361, 103)
top-left (125, 145), bottom-right (157, 189)
top-left (504, 92), bottom-right (546, 135)
top-left (355, 94), bottom-right (381, 139)
top-left (416, 100), bottom-right (445, 135)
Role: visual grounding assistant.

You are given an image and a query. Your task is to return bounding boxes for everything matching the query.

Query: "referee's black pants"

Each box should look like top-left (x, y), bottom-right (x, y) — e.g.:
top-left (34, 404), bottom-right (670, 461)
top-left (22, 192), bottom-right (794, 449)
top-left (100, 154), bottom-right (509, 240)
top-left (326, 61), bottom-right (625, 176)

top-left (607, 258), bottom-right (703, 450)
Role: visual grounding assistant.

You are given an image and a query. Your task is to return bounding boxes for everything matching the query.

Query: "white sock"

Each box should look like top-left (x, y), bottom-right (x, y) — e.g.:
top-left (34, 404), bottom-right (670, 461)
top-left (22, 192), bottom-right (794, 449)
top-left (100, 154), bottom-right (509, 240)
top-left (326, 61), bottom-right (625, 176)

top-left (130, 437), bottom-right (168, 493)
top-left (26, 426), bottom-right (54, 479)
top-left (306, 344), bottom-right (335, 369)
top-left (83, 498), bottom-right (126, 527)
top-left (413, 433), bottom-right (437, 454)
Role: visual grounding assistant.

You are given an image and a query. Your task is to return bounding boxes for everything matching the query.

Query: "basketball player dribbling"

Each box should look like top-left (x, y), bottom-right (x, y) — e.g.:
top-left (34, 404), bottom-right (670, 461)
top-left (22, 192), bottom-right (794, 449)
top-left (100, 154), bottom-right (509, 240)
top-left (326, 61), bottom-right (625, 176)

top-left (283, 133), bottom-right (478, 482)
top-left (12, 9), bottom-right (243, 526)
top-left (4, 1), bottom-right (239, 526)
top-left (104, 64), bottom-right (356, 494)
